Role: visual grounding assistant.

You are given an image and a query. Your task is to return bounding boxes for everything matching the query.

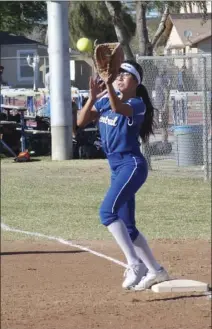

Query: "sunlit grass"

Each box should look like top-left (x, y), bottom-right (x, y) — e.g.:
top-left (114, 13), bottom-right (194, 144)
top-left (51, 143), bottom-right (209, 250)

top-left (1, 158), bottom-right (211, 241)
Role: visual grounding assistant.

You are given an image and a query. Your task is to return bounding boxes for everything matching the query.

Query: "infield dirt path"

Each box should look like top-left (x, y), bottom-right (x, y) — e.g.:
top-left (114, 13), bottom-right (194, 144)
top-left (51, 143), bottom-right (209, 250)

top-left (1, 239), bottom-right (211, 329)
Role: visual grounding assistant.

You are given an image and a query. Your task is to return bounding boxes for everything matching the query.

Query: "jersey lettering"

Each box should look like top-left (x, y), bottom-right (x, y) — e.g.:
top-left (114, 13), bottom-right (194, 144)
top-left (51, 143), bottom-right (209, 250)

top-left (99, 116), bottom-right (118, 127)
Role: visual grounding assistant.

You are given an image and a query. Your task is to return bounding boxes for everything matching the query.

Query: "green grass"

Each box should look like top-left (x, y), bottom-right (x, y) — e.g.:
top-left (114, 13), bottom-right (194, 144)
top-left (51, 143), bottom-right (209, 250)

top-left (1, 157), bottom-right (211, 241)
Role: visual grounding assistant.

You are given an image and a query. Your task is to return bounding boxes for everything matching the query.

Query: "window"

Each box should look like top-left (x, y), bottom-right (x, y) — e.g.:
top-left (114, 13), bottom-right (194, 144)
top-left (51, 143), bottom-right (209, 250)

top-left (176, 48), bottom-right (184, 55)
top-left (17, 49), bottom-right (37, 81)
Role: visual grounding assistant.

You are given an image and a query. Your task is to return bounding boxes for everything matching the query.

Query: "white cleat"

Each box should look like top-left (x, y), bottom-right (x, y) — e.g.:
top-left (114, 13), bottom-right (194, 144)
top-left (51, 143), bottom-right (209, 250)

top-left (133, 267), bottom-right (169, 291)
top-left (122, 263), bottom-right (147, 290)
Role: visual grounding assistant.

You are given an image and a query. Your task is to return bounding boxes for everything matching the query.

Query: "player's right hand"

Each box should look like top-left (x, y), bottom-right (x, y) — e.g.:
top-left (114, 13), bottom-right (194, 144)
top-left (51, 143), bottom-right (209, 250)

top-left (89, 77), bottom-right (107, 101)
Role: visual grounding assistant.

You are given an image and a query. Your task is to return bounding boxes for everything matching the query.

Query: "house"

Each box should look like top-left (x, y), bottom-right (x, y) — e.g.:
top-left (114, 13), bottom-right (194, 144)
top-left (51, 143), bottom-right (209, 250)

top-left (0, 31), bottom-right (93, 90)
top-left (39, 50), bottom-right (94, 91)
top-left (163, 14), bottom-right (212, 56)
top-left (0, 31), bottom-right (48, 88)
top-left (70, 51), bottom-right (94, 90)
top-left (161, 14), bottom-right (211, 91)
top-left (187, 32), bottom-right (212, 53)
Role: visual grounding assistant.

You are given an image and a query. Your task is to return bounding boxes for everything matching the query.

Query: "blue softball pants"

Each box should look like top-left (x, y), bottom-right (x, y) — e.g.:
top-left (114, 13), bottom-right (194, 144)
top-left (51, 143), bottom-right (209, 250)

top-left (99, 152), bottom-right (148, 241)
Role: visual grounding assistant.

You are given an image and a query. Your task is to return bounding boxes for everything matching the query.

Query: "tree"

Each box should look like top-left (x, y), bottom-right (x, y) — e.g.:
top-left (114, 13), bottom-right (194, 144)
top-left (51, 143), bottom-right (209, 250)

top-left (69, 1), bottom-right (116, 47)
top-left (0, 1), bottom-right (47, 34)
top-left (104, 1), bottom-right (136, 60)
top-left (25, 25), bottom-right (47, 44)
top-left (69, 1), bottom-right (136, 52)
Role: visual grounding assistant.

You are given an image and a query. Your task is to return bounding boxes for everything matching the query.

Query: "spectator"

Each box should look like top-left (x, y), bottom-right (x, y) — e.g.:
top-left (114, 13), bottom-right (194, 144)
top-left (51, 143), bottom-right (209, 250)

top-left (177, 65), bottom-right (186, 91)
top-left (154, 69), bottom-right (170, 124)
top-left (45, 68), bottom-right (50, 91)
top-left (72, 100), bottom-right (78, 138)
top-left (0, 65), bottom-right (8, 86)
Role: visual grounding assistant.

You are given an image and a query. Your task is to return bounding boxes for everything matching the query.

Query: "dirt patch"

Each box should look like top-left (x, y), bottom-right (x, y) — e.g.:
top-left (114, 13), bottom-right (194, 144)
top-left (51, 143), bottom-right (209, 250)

top-left (1, 239), bottom-right (211, 329)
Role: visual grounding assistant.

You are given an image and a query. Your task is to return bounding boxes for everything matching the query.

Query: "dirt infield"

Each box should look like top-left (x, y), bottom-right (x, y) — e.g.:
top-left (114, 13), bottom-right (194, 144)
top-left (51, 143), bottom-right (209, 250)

top-left (1, 239), bottom-right (211, 329)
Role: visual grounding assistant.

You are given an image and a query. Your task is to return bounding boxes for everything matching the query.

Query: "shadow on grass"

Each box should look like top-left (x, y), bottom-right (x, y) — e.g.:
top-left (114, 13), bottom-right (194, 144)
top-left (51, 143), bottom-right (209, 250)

top-left (1, 250), bottom-right (86, 256)
top-left (11, 158), bottom-right (42, 163)
top-left (28, 158), bottom-right (42, 162)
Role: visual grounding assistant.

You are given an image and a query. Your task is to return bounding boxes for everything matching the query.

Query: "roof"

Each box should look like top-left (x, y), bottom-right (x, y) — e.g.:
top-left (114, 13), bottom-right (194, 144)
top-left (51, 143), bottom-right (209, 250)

top-left (0, 31), bottom-right (43, 45)
top-left (167, 44), bottom-right (186, 50)
top-left (169, 13), bottom-right (212, 46)
top-left (188, 32), bottom-right (211, 46)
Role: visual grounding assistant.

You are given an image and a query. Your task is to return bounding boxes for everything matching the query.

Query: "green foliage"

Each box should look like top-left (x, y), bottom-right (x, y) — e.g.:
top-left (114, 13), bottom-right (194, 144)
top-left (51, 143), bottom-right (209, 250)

top-left (130, 17), bottom-right (160, 53)
top-left (69, 1), bottom-right (116, 47)
top-left (69, 1), bottom-right (135, 49)
top-left (0, 1), bottom-right (47, 34)
top-left (120, 5), bottom-right (136, 41)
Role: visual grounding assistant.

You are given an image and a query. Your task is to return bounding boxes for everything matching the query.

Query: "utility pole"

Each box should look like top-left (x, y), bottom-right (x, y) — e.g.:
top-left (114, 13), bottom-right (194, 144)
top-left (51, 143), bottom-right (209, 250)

top-left (47, 1), bottom-right (72, 160)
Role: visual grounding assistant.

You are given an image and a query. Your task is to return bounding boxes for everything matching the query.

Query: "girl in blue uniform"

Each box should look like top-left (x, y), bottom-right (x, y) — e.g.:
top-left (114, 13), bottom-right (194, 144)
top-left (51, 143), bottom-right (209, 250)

top-left (77, 60), bottom-right (169, 290)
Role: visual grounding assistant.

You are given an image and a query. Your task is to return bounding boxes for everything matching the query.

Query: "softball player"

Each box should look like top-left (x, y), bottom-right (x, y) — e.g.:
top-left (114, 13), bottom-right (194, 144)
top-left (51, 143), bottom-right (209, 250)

top-left (77, 60), bottom-right (169, 290)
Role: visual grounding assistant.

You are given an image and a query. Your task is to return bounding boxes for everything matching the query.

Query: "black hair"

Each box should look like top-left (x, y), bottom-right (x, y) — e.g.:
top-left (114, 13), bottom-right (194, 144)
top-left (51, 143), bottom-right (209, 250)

top-left (122, 60), bottom-right (155, 143)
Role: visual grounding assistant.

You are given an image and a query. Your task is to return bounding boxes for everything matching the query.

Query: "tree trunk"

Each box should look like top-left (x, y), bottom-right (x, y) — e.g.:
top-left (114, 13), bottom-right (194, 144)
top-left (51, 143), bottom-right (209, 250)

top-left (105, 1), bottom-right (135, 60)
top-left (136, 1), bottom-right (152, 56)
top-left (151, 4), bottom-right (169, 50)
top-left (182, 2), bottom-right (188, 13)
top-left (188, 2), bottom-right (193, 13)
top-left (136, 1), bottom-right (154, 169)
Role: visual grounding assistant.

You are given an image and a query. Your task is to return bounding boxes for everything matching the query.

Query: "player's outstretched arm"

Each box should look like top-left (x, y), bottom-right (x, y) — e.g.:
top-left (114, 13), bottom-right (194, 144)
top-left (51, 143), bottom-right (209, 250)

top-left (77, 98), bottom-right (98, 128)
top-left (77, 77), bottom-right (100, 128)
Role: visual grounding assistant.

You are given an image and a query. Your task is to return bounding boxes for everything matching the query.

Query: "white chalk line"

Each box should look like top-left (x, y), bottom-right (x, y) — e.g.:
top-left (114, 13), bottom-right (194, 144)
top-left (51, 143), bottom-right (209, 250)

top-left (1, 223), bottom-right (127, 268)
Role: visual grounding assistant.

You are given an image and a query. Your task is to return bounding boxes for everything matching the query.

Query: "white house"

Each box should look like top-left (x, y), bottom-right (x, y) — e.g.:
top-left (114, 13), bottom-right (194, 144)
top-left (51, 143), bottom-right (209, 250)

top-left (163, 13), bottom-right (212, 56)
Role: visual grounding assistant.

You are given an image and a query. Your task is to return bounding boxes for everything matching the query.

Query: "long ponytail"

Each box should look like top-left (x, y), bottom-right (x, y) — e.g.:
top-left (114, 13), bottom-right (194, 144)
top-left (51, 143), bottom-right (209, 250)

top-left (121, 59), bottom-right (155, 143)
top-left (136, 84), bottom-right (155, 143)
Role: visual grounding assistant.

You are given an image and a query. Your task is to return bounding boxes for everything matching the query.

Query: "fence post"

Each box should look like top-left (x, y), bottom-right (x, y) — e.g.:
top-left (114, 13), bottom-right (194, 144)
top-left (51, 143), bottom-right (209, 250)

top-left (202, 55), bottom-right (210, 181)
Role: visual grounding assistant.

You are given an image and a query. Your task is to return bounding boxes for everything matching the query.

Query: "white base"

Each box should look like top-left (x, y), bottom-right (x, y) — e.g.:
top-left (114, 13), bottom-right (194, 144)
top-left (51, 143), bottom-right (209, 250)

top-left (151, 279), bottom-right (209, 293)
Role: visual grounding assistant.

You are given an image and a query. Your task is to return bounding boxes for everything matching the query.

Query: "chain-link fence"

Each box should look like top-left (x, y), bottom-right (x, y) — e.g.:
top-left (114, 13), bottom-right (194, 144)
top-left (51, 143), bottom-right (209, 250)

top-left (136, 54), bottom-right (211, 181)
top-left (1, 54), bottom-right (211, 180)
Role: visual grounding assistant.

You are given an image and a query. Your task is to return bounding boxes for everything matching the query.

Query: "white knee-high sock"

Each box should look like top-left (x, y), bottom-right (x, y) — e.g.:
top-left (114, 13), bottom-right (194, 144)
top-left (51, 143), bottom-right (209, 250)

top-left (107, 220), bottom-right (140, 266)
top-left (133, 232), bottom-right (161, 273)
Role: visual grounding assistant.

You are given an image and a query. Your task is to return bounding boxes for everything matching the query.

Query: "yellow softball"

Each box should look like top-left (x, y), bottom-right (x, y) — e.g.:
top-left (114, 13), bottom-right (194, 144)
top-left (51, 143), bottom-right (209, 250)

top-left (76, 38), bottom-right (93, 52)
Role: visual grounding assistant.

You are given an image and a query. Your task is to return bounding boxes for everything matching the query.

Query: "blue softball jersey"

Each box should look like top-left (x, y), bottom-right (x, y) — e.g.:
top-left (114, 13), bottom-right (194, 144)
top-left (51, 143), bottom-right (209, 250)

top-left (94, 93), bottom-right (146, 156)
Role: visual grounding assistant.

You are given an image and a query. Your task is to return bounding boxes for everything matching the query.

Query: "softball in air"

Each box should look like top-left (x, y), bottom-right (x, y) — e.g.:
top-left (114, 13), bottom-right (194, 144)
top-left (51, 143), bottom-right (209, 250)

top-left (76, 38), bottom-right (93, 52)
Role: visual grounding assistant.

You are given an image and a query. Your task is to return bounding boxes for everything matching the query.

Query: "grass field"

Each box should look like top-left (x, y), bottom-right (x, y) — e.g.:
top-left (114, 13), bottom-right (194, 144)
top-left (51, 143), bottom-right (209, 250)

top-left (1, 157), bottom-right (211, 241)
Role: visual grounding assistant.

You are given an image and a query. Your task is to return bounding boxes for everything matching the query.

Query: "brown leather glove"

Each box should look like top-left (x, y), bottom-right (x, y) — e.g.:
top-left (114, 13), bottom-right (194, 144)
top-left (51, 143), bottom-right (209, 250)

top-left (94, 43), bottom-right (124, 84)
